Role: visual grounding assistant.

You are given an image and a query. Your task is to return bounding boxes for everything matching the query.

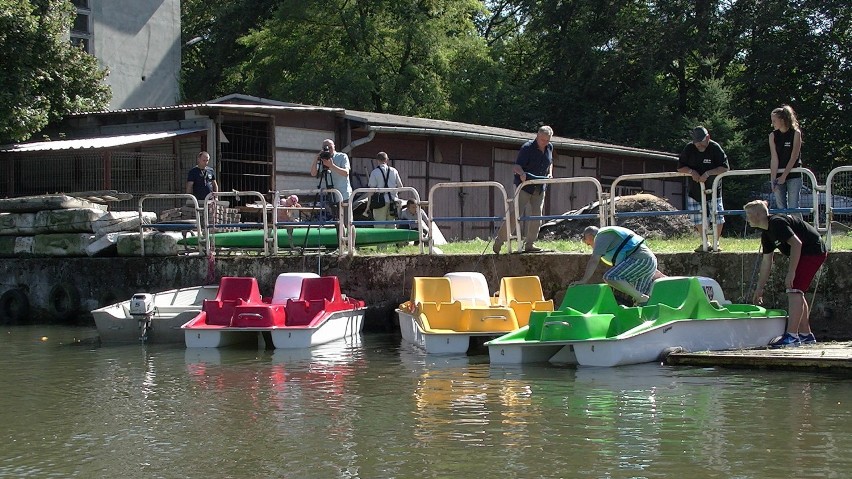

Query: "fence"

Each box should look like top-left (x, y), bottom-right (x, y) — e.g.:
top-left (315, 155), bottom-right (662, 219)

top-left (123, 165), bottom-right (852, 257)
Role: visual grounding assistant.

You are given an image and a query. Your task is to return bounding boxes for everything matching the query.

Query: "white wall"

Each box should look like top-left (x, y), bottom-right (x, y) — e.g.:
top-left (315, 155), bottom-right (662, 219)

top-left (91, 0), bottom-right (181, 109)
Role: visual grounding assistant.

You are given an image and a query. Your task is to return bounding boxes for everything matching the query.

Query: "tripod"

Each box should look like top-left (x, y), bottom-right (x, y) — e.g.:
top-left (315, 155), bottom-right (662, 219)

top-left (301, 163), bottom-right (336, 251)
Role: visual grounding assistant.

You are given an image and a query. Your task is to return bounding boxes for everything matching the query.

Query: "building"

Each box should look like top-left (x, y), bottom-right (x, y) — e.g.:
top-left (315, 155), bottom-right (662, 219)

top-left (70, 0), bottom-right (181, 109)
top-left (0, 95), bottom-right (680, 240)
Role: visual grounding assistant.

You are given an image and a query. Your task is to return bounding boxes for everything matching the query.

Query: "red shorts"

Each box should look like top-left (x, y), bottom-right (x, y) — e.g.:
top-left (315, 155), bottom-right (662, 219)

top-left (792, 252), bottom-right (827, 291)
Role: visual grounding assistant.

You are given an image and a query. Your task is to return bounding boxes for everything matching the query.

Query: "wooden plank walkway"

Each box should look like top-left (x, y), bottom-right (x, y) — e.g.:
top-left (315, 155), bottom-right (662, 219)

top-left (665, 341), bottom-right (852, 372)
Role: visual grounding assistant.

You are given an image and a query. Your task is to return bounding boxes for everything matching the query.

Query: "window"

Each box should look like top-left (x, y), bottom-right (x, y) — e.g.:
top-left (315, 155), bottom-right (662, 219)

top-left (69, 2), bottom-right (92, 53)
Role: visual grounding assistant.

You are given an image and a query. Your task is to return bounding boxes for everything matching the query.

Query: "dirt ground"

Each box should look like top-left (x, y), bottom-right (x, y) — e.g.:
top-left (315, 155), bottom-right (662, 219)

top-left (539, 193), bottom-right (695, 240)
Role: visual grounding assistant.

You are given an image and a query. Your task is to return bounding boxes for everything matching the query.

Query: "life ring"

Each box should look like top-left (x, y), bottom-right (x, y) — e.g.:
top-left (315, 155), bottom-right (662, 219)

top-left (48, 283), bottom-right (81, 321)
top-left (0, 288), bottom-right (30, 324)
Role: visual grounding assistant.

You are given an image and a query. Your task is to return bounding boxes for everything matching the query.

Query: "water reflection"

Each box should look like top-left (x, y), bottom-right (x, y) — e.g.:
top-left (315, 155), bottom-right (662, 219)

top-left (3, 327), bottom-right (852, 478)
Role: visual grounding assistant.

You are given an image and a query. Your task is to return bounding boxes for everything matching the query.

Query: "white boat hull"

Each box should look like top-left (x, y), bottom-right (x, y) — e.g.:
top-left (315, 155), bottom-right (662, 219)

top-left (270, 309), bottom-right (365, 349)
top-left (571, 316), bottom-right (786, 367)
top-left (397, 309), bottom-right (503, 354)
top-left (93, 285), bottom-right (218, 343)
top-left (183, 327), bottom-right (264, 348)
top-left (488, 341), bottom-right (568, 364)
top-left (184, 308), bottom-right (365, 349)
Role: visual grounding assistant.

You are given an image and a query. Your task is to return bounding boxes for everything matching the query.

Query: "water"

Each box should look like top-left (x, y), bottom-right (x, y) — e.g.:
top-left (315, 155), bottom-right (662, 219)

top-left (2, 326), bottom-right (851, 479)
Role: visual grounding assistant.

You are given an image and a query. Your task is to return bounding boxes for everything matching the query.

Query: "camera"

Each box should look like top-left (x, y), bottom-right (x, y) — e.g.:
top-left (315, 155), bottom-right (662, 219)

top-left (319, 145), bottom-right (332, 160)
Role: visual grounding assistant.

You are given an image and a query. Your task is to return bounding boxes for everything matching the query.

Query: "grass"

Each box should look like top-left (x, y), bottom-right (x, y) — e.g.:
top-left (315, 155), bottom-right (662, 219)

top-left (370, 233), bottom-right (852, 256)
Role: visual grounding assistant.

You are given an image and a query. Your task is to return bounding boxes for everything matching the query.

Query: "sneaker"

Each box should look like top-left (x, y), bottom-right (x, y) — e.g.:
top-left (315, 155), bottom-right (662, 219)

top-left (492, 242), bottom-right (502, 254)
top-left (769, 332), bottom-right (801, 348)
top-left (524, 245), bottom-right (543, 253)
top-left (798, 333), bottom-right (817, 344)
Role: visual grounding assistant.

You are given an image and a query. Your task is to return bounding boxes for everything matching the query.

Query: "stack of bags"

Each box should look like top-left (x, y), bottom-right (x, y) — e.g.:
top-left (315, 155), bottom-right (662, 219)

top-left (0, 195), bottom-right (172, 257)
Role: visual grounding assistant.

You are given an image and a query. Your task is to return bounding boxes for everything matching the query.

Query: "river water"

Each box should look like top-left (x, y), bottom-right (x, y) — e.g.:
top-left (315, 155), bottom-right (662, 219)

top-left (2, 325), bottom-right (851, 479)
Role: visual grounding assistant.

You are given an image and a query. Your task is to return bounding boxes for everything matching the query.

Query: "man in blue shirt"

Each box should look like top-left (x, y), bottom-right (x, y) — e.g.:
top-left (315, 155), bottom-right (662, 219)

top-left (186, 151), bottom-right (219, 201)
top-left (493, 125), bottom-right (554, 253)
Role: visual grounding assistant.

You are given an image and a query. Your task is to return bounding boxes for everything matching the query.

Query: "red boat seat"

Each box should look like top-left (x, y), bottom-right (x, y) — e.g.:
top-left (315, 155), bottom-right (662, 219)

top-left (285, 276), bottom-right (344, 326)
top-left (203, 277), bottom-right (262, 326)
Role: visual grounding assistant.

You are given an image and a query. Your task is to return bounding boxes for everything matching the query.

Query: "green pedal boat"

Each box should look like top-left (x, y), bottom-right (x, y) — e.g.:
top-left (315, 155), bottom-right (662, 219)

top-left (486, 276), bottom-right (787, 367)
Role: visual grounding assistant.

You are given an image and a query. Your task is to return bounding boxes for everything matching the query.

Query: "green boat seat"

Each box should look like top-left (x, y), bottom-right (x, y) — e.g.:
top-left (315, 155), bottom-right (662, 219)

top-left (558, 284), bottom-right (622, 315)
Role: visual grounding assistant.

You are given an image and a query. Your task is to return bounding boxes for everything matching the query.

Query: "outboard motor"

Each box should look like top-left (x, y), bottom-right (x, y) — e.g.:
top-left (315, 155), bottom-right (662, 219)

top-left (129, 293), bottom-right (155, 341)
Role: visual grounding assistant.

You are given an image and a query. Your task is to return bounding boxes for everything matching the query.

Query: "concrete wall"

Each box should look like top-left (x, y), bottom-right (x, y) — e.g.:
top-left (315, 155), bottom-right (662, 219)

top-left (1, 252), bottom-right (848, 338)
top-left (92, 0), bottom-right (181, 109)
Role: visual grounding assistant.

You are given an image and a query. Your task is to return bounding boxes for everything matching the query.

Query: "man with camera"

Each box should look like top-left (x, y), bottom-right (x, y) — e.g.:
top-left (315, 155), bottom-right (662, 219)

top-left (310, 139), bottom-right (353, 204)
top-left (309, 139), bottom-right (355, 246)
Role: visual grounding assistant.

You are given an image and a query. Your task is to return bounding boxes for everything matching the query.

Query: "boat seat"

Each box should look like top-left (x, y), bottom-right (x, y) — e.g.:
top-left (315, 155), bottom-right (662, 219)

top-left (302, 276), bottom-right (343, 302)
top-left (498, 276), bottom-right (554, 327)
top-left (419, 301), bottom-right (464, 332)
top-left (284, 276), bottom-right (346, 326)
top-left (271, 272), bottom-right (319, 305)
top-left (411, 277), bottom-right (454, 305)
top-left (559, 284), bottom-right (622, 315)
top-left (445, 272), bottom-right (492, 307)
top-left (202, 277), bottom-right (262, 326)
top-left (643, 277), bottom-right (729, 325)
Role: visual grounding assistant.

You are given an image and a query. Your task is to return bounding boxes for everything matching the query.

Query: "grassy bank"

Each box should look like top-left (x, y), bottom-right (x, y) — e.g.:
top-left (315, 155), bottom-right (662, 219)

top-left (385, 234), bottom-right (852, 256)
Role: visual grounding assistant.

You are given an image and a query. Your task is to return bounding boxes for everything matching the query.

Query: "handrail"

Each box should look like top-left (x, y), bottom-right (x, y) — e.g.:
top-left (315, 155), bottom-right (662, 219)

top-left (138, 193), bottom-right (203, 257)
top-left (270, 188), bottom-right (344, 256)
top-left (348, 186), bottom-right (422, 256)
top-left (825, 165), bottom-right (852, 250)
top-left (711, 167), bottom-right (819, 248)
top-left (609, 171), bottom-right (714, 250)
top-left (609, 171), bottom-right (694, 224)
top-left (206, 190), bottom-right (271, 255)
top-left (428, 181), bottom-right (511, 254)
top-left (515, 177), bottom-right (604, 252)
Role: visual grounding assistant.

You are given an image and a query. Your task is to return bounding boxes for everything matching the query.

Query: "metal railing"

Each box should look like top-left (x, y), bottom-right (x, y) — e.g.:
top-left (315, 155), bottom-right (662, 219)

top-left (825, 165), bottom-right (852, 250)
top-left (428, 181), bottom-right (511, 254)
top-left (514, 177), bottom-right (605, 252)
top-left (138, 193), bottom-right (204, 257)
top-left (348, 186), bottom-right (423, 256)
top-left (206, 191), bottom-right (272, 255)
top-left (271, 188), bottom-right (345, 256)
top-left (711, 168), bottom-right (819, 248)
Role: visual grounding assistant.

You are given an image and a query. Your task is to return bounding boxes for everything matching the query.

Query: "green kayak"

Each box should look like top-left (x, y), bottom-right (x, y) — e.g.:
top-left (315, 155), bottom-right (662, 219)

top-left (177, 227), bottom-right (420, 248)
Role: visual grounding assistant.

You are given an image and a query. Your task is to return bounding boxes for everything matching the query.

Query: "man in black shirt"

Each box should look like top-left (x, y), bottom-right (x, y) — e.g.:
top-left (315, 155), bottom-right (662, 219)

top-left (745, 200), bottom-right (827, 347)
top-left (677, 126), bottom-right (730, 251)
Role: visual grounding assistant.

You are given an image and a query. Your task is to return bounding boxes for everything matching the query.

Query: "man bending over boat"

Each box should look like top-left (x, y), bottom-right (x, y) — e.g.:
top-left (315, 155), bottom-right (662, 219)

top-left (745, 200), bottom-right (827, 347)
top-left (571, 226), bottom-right (661, 305)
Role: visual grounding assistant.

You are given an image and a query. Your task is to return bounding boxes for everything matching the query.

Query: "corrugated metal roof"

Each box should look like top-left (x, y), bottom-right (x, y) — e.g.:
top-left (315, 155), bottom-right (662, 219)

top-left (0, 127), bottom-right (207, 153)
top-left (42, 94), bottom-right (677, 160)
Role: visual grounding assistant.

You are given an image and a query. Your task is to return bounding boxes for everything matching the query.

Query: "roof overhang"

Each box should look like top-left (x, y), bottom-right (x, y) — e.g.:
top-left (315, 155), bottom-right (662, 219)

top-left (0, 127), bottom-right (207, 153)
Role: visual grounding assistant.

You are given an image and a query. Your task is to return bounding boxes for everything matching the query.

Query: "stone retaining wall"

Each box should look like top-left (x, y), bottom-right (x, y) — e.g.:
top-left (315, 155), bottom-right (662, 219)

top-left (1, 252), bottom-right (849, 339)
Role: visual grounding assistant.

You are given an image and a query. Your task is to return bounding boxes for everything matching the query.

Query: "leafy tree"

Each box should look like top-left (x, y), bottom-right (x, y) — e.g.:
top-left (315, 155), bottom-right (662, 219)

top-left (211, 0), bottom-right (488, 117)
top-left (180, 0), bottom-right (280, 102)
top-left (0, 0), bottom-right (110, 143)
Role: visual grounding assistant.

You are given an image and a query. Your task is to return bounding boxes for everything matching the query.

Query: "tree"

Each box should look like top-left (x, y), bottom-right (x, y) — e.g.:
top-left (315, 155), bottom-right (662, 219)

top-left (210, 0), bottom-right (488, 117)
top-left (0, 0), bottom-right (110, 144)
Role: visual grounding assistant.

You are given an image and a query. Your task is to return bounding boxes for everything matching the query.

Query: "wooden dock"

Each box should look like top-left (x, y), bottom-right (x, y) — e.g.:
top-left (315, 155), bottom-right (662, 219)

top-left (665, 341), bottom-right (852, 373)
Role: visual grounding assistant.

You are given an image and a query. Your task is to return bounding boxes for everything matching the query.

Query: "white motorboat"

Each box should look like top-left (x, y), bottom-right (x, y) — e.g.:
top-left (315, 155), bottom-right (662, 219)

top-left (93, 285), bottom-right (219, 343)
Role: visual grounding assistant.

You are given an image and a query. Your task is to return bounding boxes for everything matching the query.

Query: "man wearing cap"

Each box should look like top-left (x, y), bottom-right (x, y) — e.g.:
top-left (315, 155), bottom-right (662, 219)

top-left (677, 126), bottom-right (730, 252)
